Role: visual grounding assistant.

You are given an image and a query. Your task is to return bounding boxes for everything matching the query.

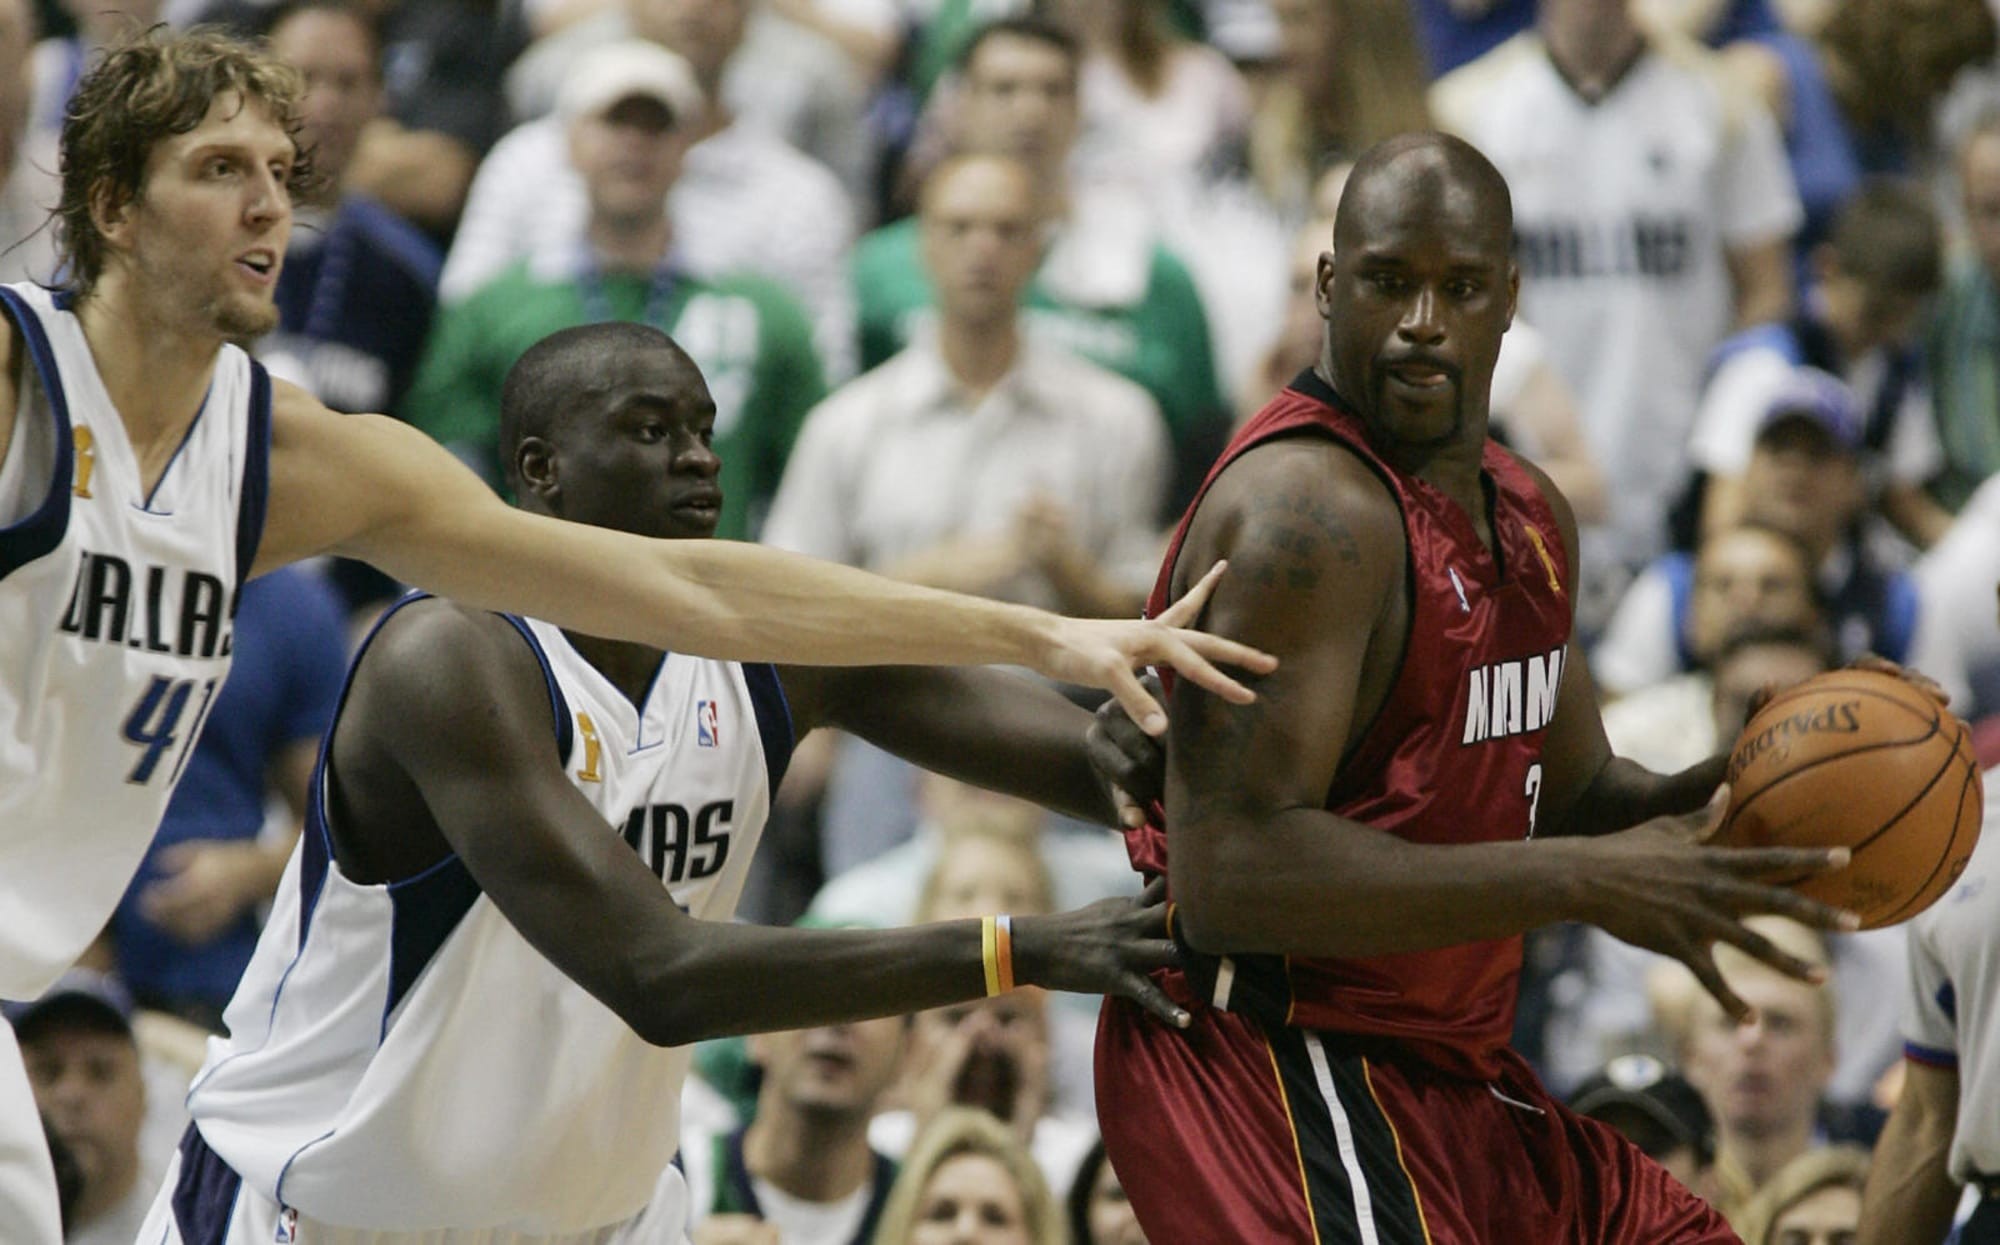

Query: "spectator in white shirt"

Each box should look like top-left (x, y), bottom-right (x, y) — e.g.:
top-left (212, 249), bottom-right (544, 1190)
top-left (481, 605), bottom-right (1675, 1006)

top-left (763, 153), bottom-right (1169, 879)
top-left (444, 0), bottom-right (859, 376)
top-left (765, 153), bottom-right (1168, 616)
top-left (1432, 0), bottom-right (1803, 622)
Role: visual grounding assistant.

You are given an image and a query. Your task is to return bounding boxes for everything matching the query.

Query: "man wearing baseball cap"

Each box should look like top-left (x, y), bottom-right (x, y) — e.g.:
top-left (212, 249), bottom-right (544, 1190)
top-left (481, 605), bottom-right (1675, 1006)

top-left (1572, 1054), bottom-right (1720, 1203)
top-left (6, 971), bottom-right (151, 1244)
top-left (406, 38), bottom-right (826, 540)
top-left (1594, 365), bottom-right (1929, 695)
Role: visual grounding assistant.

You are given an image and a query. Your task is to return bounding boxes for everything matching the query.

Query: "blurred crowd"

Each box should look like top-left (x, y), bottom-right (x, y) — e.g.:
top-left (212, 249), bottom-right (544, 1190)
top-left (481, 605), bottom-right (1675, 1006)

top-left (8, 0), bottom-right (2000, 1241)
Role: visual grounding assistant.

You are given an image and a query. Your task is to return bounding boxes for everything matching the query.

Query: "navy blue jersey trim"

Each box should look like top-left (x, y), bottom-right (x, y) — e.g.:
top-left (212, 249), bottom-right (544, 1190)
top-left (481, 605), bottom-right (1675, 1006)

top-left (742, 663), bottom-right (795, 799)
top-left (499, 613), bottom-right (575, 766)
top-left (137, 379), bottom-right (209, 514)
top-left (297, 591), bottom-right (442, 943)
top-left (235, 361), bottom-right (273, 588)
top-left (382, 853), bottom-right (483, 1034)
top-left (0, 286), bottom-right (75, 581)
top-left (169, 1124), bottom-right (244, 1245)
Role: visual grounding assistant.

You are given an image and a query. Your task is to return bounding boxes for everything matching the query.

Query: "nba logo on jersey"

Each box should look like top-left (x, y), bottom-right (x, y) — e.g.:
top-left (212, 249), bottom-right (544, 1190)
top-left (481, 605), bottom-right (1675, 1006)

top-left (274, 1207), bottom-right (298, 1243)
top-left (696, 700), bottom-right (720, 748)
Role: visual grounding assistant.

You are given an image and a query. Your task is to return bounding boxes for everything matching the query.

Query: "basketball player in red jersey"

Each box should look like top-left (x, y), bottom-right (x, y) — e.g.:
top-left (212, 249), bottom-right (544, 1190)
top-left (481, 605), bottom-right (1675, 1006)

top-left (1094, 133), bottom-right (1863, 1242)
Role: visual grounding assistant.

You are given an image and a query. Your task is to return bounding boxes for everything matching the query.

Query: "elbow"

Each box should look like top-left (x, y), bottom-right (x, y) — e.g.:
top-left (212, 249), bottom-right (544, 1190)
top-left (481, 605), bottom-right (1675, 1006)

top-left (1169, 851), bottom-right (1271, 955)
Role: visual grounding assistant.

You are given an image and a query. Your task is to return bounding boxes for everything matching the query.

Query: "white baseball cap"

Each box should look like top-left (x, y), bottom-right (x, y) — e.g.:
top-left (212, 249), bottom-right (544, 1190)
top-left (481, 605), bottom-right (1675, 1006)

top-left (557, 40), bottom-right (705, 128)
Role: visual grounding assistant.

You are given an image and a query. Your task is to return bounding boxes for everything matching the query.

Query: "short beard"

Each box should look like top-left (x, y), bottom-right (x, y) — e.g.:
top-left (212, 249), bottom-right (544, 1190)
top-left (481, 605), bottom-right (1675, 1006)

top-left (209, 293), bottom-right (280, 345)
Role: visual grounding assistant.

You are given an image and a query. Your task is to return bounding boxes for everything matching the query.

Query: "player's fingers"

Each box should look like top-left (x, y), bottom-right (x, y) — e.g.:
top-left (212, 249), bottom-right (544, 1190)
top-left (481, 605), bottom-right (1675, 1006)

top-left (1122, 938), bottom-right (1180, 973)
top-left (1709, 919), bottom-right (1830, 986)
top-left (1682, 946), bottom-right (1755, 1027)
top-left (1849, 653), bottom-right (1951, 704)
top-left (1154, 560), bottom-right (1228, 628)
top-left (1179, 627), bottom-right (1278, 676)
top-left (1137, 875), bottom-right (1169, 908)
top-left (1706, 844), bottom-right (1850, 878)
top-left (1687, 783), bottom-right (1731, 838)
top-left (1102, 661), bottom-right (1169, 736)
top-left (1153, 632), bottom-right (1267, 708)
top-left (1121, 972), bottom-right (1192, 1030)
top-left (1115, 787), bottom-right (1148, 829)
top-left (1692, 865), bottom-right (1860, 931)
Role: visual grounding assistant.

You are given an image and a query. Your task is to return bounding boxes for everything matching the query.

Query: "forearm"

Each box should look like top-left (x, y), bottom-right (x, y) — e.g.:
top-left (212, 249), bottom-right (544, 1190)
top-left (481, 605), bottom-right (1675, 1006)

top-left (826, 666), bottom-right (1115, 825)
top-left (628, 920), bottom-right (999, 1046)
top-left (1858, 1066), bottom-right (1962, 1244)
top-left (358, 496), bottom-right (1058, 668)
top-left (1174, 807), bottom-right (1591, 956)
top-left (652, 541), bottom-right (1057, 667)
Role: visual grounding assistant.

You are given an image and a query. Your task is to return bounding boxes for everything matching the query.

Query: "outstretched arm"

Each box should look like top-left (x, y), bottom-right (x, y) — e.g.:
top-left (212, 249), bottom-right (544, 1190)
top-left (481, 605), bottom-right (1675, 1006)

top-left (258, 384), bottom-right (1272, 731)
top-left (336, 601), bottom-right (1188, 1046)
top-left (1162, 438), bottom-right (1850, 1020)
top-left (778, 664), bottom-right (1116, 826)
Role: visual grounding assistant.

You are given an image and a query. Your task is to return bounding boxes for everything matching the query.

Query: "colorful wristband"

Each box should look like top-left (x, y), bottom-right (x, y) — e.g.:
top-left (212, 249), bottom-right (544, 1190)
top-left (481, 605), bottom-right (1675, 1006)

top-left (995, 914), bottom-right (1015, 994)
top-left (981, 915), bottom-right (1002, 997)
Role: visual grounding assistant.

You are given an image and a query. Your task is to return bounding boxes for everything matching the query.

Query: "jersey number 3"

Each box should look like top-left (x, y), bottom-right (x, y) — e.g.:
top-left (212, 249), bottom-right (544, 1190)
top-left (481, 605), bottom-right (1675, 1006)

top-left (1524, 762), bottom-right (1544, 839)
top-left (121, 675), bottom-right (220, 785)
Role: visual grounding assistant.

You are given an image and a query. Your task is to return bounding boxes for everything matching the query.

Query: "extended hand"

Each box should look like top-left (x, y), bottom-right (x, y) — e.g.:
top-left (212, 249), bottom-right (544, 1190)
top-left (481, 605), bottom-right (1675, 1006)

top-left (1038, 562), bottom-right (1276, 735)
top-left (1085, 674), bottom-right (1166, 828)
top-left (1580, 789), bottom-right (1857, 1023)
top-left (1010, 878), bottom-right (1188, 1027)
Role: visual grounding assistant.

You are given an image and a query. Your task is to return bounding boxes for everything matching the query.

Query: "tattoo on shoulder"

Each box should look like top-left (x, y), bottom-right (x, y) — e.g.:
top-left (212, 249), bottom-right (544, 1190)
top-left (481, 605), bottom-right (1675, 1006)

top-left (1228, 485), bottom-right (1363, 592)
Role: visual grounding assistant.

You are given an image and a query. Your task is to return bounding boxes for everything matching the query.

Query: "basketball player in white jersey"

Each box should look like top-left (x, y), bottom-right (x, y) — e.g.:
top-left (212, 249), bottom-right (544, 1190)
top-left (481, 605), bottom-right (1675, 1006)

top-left (0, 30), bottom-right (1269, 1244)
top-left (131, 319), bottom-right (1185, 1245)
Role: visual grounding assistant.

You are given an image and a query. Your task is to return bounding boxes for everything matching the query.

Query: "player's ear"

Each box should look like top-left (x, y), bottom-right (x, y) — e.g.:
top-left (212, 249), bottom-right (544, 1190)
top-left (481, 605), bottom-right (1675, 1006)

top-left (1314, 250), bottom-right (1335, 317)
top-left (515, 436), bottom-right (559, 505)
top-left (90, 181), bottom-right (138, 253)
top-left (1504, 261), bottom-right (1520, 330)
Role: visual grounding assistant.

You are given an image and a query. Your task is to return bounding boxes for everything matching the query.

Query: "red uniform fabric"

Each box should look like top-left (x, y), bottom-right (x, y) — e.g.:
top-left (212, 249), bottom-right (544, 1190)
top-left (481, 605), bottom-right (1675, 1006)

top-left (1096, 998), bottom-right (1740, 1244)
top-left (1129, 371), bottom-right (1572, 1079)
top-left (1104, 374), bottom-right (1732, 1241)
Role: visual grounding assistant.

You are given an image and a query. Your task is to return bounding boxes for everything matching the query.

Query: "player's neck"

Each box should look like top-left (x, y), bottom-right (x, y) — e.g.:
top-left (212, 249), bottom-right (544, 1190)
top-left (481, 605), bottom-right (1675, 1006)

top-left (586, 214), bottom-right (672, 274)
top-left (741, 1107), bottom-right (876, 1202)
top-left (563, 630), bottom-right (668, 709)
top-left (74, 273), bottom-right (224, 451)
top-left (937, 312), bottom-right (1020, 394)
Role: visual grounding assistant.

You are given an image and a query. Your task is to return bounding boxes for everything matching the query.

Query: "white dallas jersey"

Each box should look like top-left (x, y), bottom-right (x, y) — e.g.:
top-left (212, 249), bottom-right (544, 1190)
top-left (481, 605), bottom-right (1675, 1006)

top-left (184, 601), bottom-right (792, 1236)
top-left (0, 281), bottom-right (269, 998)
top-left (1902, 766), bottom-right (2000, 1183)
top-left (1431, 35), bottom-right (1802, 566)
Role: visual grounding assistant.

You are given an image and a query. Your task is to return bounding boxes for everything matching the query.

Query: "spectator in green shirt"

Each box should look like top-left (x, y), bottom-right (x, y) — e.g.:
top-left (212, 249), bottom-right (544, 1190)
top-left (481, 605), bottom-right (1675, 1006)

top-left (406, 39), bottom-right (825, 540)
top-left (852, 15), bottom-right (1228, 511)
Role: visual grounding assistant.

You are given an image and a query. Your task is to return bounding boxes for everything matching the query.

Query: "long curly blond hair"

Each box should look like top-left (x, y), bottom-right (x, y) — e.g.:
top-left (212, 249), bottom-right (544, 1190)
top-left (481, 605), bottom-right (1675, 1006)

top-left (55, 25), bottom-right (315, 294)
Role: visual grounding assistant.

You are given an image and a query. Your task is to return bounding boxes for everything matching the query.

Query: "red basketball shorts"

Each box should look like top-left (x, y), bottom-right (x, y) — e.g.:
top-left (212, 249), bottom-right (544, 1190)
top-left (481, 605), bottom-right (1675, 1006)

top-left (1095, 997), bottom-right (1738, 1244)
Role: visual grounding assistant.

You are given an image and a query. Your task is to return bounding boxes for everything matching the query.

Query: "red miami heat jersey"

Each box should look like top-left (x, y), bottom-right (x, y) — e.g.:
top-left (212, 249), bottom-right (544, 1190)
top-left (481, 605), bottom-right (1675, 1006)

top-left (1134, 370), bottom-right (1572, 1080)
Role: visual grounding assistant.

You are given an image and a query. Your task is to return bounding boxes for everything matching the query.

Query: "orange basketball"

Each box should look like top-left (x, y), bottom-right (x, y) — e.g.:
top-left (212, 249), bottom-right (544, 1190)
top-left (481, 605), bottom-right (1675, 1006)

top-left (1717, 669), bottom-right (1983, 929)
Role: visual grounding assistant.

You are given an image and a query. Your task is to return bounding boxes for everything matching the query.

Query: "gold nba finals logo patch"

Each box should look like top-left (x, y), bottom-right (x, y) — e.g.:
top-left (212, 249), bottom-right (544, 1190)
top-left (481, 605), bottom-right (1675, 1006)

top-left (71, 427), bottom-right (96, 498)
top-left (577, 712), bottom-right (603, 783)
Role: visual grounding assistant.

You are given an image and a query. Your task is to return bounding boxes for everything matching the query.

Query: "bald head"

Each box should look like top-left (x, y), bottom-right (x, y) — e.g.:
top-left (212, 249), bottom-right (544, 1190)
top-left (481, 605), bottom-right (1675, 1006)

top-left (1336, 132), bottom-right (1513, 259)
top-left (500, 321), bottom-right (701, 485)
top-left (1320, 132), bottom-right (1519, 457)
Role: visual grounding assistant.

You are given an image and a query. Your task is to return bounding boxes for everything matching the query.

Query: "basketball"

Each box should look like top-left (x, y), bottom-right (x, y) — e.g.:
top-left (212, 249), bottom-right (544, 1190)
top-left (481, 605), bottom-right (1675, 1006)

top-left (1717, 669), bottom-right (1984, 929)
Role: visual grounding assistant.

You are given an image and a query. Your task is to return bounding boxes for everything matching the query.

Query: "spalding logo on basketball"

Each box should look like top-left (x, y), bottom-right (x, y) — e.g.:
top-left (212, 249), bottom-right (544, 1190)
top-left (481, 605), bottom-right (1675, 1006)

top-left (1719, 668), bottom-right (1983, 929)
